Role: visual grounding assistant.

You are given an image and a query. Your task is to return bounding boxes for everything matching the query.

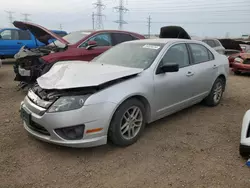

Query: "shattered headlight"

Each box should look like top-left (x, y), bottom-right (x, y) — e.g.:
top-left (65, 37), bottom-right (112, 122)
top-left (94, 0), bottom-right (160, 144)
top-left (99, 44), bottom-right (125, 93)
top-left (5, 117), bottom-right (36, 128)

top-left (48, 95), bottom-right (90, 113)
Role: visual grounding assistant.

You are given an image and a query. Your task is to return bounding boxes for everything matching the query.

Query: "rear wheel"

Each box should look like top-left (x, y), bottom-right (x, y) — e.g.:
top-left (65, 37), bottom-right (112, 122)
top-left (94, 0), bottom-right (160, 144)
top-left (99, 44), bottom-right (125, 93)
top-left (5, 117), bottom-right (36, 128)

top-left (204, 77), bottom-right (225, 107)
top-left (108, 99), bottom-right (146, 147)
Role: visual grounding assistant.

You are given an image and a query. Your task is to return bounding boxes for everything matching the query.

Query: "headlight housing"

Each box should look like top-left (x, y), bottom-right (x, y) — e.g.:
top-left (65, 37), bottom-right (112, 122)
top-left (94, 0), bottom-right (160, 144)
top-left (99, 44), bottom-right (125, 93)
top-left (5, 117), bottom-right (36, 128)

top-left (48, 95), bottom-right (90, 113)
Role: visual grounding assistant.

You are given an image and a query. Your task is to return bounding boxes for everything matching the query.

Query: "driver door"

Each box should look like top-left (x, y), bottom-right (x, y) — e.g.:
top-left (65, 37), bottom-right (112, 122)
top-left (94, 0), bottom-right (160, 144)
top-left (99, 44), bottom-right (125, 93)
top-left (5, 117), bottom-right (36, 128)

top-left (153, 43), bottom-right (196, 119)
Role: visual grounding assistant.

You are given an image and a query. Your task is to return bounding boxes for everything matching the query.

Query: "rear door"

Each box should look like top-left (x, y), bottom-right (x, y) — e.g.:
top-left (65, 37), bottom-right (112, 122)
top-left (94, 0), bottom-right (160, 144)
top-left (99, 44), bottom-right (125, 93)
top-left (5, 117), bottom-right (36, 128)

top-left (187, 43), bottom-right (218, 98)
top-left (17, 30), bottom-right (36, 49)
top-left (111, 33), bottom-right (138, 46)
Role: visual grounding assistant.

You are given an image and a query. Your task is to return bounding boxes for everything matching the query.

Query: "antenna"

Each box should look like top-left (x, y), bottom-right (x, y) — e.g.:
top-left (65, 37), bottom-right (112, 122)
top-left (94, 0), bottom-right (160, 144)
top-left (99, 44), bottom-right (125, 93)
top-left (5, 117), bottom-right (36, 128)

top-left (93, 0), bottom-right (105, 29)
top-left (113, 0), bottom-right (129, 30)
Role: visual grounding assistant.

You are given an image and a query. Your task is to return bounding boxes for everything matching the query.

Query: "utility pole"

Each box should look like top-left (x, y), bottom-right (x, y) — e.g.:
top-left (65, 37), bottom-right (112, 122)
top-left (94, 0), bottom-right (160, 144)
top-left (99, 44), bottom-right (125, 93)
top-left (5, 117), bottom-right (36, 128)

top-left (5, 11), bottom-right (15, 26)
top-left (93, 0), bottom-right (105, 29)
top-left (92, 12), bottom-right (95, 30)
top-left (113, 0), bottom-right (128, 30)
top-left (21, 13), bottom-right (31, 22)
top-left (59, 24), bottom-right (63, 30)
top-left (147, 15), bottom-right (151, 38)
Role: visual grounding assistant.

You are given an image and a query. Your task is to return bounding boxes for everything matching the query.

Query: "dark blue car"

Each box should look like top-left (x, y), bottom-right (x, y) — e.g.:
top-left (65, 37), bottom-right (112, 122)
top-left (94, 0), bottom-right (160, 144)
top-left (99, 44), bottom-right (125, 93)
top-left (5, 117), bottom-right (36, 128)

top-left (0, 28), bottom-right (67, 58)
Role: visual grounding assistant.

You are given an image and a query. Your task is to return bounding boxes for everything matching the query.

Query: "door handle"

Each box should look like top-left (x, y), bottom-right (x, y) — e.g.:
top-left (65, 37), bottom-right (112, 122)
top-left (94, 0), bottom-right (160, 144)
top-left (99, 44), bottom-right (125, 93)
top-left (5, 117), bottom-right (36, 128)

top-left (213, 64), bottom-right (218, 69)
top-left (186, 71), bottom-right (194, 77)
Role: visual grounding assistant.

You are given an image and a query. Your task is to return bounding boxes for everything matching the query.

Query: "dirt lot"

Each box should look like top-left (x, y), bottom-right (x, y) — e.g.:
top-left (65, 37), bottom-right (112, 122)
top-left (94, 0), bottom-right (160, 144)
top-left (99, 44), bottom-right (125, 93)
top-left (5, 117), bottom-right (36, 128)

top-left (0, 65), bottom-right (250, 188)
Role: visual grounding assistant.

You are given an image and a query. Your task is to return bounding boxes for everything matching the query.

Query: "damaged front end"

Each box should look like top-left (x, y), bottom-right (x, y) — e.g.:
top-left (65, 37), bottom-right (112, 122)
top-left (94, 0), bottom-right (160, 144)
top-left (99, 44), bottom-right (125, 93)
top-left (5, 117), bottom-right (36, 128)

top-left (27, 83), bottom-right (97, 113)
top-left (14, 45), bottom-right (66, 89)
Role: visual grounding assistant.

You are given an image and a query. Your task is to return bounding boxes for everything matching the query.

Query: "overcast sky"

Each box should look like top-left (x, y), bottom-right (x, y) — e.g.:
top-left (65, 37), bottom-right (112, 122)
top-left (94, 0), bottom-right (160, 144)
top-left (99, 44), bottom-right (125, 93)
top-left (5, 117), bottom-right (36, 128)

top-left (0, 0), bottom-right (249, 38)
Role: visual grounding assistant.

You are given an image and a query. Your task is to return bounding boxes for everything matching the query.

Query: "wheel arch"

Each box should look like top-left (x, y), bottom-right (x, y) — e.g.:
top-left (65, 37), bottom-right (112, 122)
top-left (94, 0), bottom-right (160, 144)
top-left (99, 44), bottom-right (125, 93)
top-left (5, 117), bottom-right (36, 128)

top-left (217, 74), bottom-right (226, 91)
top-left (109, 94), bottom-right (152, 126)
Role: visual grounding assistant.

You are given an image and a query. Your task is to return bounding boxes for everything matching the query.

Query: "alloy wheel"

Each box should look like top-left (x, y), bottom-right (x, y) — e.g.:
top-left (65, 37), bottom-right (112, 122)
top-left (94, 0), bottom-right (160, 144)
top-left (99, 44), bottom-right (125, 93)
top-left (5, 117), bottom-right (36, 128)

top-left (120, 106), bottom-right (143, 140)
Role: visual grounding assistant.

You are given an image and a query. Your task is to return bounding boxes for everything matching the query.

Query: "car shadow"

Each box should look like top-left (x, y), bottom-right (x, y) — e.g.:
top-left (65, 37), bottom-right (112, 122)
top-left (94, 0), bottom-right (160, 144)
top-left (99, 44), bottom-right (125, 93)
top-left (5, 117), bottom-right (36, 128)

top-left (35, 103), bottom-right (205, 156)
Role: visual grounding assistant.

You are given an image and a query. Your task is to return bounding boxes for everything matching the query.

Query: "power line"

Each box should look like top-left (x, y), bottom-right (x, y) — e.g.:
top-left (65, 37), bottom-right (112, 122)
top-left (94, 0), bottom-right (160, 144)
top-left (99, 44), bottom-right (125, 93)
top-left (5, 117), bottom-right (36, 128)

top-left (105, 19), bottom-right (250, 24)
top-left (113, 0), bottom-right (129, 30)
top-left (5, 10), bottom-right (15, 27)
top-left (21, 13), bottom-right (31, 22)
top-left (93, 0), bottom-right (105, 29)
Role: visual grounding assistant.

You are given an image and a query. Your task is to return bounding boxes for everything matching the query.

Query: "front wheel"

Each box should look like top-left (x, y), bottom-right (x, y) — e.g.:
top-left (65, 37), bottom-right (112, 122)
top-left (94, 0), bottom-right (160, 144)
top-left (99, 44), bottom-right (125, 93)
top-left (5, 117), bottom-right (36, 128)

top-left (204, 77), bottom-right (225, 107)
top-left (108, 99), bottom-right (146, 147)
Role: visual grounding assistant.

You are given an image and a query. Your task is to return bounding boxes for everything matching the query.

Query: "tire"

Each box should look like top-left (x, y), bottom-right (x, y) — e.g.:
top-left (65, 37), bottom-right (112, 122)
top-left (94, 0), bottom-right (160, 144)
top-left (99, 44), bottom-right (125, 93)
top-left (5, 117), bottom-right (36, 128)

top-left (234, 71), bottom-right (241, 75)
top-left (108, 99), bottom-right (146, 147)
top-left (239, 145), bottom-right (250, 158)
top-left (204, 77), bottom-right (225, 107)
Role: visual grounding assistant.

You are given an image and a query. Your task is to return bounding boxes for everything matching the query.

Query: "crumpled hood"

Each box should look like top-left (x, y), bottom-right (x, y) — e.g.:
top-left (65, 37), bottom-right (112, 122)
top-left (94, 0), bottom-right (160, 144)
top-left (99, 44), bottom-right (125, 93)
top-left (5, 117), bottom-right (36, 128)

top-left (13, 21), bottom-right (69, 45)
top-left (37, 61), bottom-right (143, 90)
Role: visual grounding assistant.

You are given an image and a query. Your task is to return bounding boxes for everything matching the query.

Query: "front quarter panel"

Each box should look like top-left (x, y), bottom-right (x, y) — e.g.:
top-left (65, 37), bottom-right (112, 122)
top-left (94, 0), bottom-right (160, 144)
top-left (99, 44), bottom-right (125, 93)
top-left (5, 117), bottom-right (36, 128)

top-left (84, 71), bottom-right (155, 122)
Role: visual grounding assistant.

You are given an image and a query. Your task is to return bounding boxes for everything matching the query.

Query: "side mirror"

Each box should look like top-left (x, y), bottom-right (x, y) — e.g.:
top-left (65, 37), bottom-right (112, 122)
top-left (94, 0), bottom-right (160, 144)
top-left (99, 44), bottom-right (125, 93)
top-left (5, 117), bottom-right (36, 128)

top-left (86, 40), bottom-right (97, 50)
top-left (156, 63), bottom-right (179, 74)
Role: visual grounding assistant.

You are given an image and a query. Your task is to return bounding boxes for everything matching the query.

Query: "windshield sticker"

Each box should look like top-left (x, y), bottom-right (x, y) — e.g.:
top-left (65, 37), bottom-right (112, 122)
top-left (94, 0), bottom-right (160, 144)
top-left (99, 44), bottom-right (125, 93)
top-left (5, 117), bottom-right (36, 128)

top-left (142, 44), bottom-right (160, 50)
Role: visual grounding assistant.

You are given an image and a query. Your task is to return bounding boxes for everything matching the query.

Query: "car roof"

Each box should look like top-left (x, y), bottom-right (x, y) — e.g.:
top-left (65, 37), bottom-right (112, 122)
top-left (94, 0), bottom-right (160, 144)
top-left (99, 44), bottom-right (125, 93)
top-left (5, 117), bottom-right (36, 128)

top-left (125, 38), bottom-right (198, 44)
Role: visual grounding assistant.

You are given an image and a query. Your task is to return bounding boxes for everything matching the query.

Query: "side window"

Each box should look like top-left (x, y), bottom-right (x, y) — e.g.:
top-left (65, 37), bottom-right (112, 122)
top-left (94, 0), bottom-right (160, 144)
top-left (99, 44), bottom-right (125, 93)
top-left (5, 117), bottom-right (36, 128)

top-left (161, 43), bottom-right (190, 68)
top-left (112, 33), bottom-right (136, 45)
top-left (208, 50), bottom-right (215, 60)
top-left (18, 30), bottom-right (31, 40)
top-left (80, 33), bottom-right (111, 48)
top-left (206, 40), bottom-right (216, 48)
top-left (189, 43), bottom-right (211, 64)
top-left (0, 30), bottom-right (12, 40)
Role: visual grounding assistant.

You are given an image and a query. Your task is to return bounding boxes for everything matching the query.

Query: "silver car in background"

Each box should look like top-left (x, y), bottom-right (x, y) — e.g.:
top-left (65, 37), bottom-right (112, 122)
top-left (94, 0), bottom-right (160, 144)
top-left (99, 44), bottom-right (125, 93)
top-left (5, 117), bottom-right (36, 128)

top-left (20, 39), bottom-right (229, 148)
top-left (202, 38), bottom-right (225, 55)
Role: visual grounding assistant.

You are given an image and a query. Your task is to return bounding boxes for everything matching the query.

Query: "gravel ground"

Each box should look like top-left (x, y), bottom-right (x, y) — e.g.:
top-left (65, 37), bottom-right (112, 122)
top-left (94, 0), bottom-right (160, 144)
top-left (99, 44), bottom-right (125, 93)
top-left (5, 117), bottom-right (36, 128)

top-left (0, 65), bottom-right (250, 188)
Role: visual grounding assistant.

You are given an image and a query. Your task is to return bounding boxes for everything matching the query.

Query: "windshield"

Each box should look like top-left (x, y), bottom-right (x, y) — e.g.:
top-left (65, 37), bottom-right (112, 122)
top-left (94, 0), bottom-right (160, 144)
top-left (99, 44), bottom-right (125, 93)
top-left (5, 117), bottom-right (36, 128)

top-left (92, 42), bottom-right (164, 69)
top-left (50, 31), bottom-right (91, 46)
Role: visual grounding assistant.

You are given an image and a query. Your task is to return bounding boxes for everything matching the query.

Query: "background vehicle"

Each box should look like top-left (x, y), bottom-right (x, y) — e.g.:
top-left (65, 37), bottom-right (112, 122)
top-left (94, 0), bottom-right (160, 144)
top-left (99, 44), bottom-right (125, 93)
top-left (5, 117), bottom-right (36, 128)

top-left (219, 38), bottom-right (243, 52)
top-left (202, 38), bottom-right (225, 55)
top-left (20, 27), bottom-right (229, 148)
top-left (240, 44), bottom-right (250, 53)
top-left (230, 53), bottom-right (250, 75)
top-left (240, 110), bottom-right (250, 157)
top-left (0, 27), bottom-right (67, 58)
top-left (13, 21), bottom-right (145, 89)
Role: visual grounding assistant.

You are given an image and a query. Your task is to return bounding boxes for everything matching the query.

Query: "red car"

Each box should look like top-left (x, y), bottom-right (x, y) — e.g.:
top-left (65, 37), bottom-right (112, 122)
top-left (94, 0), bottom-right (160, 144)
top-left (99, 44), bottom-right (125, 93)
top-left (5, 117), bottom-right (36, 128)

top-left (230, 53), bottom-right (250, 75)
top-left (13, 21), bottom-right (145, 88)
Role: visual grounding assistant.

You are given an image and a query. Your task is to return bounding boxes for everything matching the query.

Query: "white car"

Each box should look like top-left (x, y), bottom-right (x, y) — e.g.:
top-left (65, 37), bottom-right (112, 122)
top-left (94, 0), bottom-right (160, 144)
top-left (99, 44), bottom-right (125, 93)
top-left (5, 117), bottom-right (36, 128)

top-left (240, 110), bottom-right (250, 157)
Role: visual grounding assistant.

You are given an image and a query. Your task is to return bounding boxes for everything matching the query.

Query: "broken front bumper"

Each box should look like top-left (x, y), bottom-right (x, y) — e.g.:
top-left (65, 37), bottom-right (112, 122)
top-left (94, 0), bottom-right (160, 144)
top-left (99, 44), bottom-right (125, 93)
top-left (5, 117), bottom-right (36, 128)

top-left (20, 96), bottom-right (116, 148)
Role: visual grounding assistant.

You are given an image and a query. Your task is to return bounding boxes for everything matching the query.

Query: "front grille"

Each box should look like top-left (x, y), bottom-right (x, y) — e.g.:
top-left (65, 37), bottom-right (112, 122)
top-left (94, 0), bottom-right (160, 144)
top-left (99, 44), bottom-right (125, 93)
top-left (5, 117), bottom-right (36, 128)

top-left (243, 59), bottom-right (250, 65)
top-left (28, 121), bottom-right (50, 136)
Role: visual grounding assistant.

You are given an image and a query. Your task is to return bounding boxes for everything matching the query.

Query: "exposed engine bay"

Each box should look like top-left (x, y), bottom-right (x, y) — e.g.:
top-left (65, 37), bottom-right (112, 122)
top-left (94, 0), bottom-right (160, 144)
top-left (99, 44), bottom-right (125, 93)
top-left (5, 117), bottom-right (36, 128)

top-left (13, 45), bottom-right (66, 89)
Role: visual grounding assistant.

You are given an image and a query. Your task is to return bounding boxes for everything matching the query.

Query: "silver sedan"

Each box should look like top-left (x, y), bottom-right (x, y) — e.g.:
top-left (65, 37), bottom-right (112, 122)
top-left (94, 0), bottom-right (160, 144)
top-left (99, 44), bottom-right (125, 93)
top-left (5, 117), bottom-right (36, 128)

top-left (20, 39), bottom-right (229, 148)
